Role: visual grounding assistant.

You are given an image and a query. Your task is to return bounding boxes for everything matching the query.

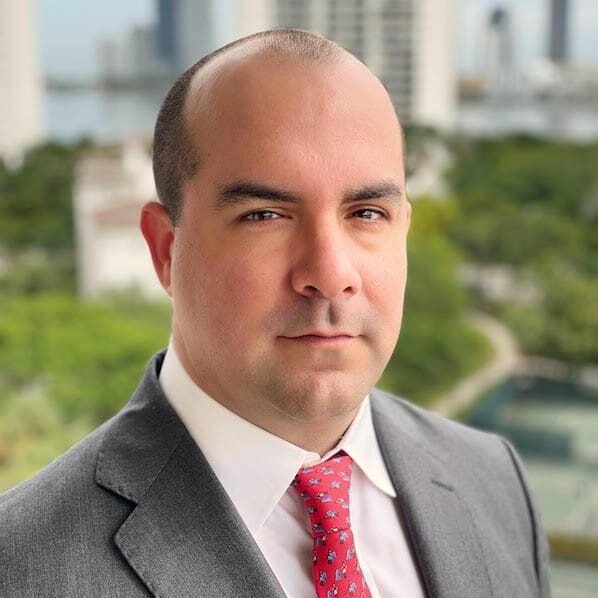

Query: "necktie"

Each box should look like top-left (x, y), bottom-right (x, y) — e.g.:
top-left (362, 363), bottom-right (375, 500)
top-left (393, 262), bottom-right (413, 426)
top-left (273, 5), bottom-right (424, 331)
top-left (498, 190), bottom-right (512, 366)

top-left (291, 452), bottom-right (372, 598)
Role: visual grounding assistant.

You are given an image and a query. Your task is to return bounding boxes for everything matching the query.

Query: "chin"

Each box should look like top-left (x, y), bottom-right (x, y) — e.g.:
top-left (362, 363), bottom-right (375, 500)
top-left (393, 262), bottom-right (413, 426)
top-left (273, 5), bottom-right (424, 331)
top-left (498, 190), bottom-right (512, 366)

top-left (266, 370), bottom-right (373, 423)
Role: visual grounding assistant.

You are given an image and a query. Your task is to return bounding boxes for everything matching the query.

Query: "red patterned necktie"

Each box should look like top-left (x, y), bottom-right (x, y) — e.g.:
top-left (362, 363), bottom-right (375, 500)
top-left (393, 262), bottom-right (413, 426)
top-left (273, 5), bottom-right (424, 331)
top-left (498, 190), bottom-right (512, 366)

top-left (291, 452), bottom-right (372, 598)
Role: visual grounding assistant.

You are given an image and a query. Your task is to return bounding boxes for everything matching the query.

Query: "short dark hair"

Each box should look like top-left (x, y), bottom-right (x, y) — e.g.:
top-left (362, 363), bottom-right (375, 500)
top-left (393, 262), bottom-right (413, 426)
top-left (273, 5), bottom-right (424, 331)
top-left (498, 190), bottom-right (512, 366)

top-left (152, 29), bottom-right (345, 225)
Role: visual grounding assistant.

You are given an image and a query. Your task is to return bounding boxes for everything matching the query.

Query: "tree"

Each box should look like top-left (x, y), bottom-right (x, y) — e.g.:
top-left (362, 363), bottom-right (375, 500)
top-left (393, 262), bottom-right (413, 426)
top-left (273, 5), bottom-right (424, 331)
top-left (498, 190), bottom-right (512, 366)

top-left (0, 140), bottom-right (93, 253)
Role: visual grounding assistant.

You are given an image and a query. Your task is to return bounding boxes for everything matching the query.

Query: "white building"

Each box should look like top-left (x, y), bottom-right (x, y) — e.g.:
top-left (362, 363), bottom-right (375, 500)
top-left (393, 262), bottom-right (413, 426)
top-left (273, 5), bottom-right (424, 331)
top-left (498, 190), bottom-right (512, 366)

top-left (234, 0), bottom-right (271, 39)
top-left (74, 139), bottom-right (165, 300)
top-left (0, 0), bottom-right (44, 164)
top-left (411, 0), bottom-right (457, 131)
top-left (270, 0), bottom-right (457, 130)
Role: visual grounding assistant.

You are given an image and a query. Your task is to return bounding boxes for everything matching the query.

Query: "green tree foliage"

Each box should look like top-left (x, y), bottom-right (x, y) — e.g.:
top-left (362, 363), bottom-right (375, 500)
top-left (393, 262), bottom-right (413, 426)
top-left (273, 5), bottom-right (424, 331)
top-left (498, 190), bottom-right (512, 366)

top-left (0, 140), bottom-right (93, 252)
top-left (0, 383), bottom-right (91, 492)
top-left (447, 136), bottom-right (597, 273)
top-left (0, 290), bottom-right (171, 490)
top-left (447, 135), bottom-right (598, 363)
top-left (0, 251), bottom-right (75, 296)
top-left (0, 293), bottom-right (171, 425)
top-left (380, 198), bottom-right (491, 403)
top-left (504, 266), bottom-right (598, 363)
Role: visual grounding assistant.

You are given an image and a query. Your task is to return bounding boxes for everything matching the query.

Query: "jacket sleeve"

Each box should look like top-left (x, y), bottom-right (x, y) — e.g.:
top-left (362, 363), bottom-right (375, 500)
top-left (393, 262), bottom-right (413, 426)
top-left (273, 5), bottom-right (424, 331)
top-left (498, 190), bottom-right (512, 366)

top-left (501, 437), bottom-right (552, 598)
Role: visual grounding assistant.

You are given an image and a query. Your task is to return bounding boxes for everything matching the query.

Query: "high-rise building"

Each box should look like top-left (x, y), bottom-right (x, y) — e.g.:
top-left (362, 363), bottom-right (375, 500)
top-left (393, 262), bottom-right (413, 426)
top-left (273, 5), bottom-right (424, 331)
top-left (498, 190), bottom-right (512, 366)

top-left (98, 37), bottom-right (128, 83)
top-left (484, 7), bottom-right (516, 97)
top-left (177, 0), bottom-right (217, 70)
top-left (157, 0), bottom-right (178, 71)
top-left (150, 0), bottom-right (456, 129)
top-left (0, 0), bottom-right (44, 163)
top-left (155, 0), bottom-right (234, 73)
top-left (410, 0), bottom-right (457, 131)
top-left (129, 25), bottom-right (162, 79)
top-left (548, 0), bottom-right (569, 64)
top-left (271, 0), bottom-right (456, 131)
top-left (487, 8), bottom-right (513, 69)
top-left (99, 24), bottom-right (165, 83)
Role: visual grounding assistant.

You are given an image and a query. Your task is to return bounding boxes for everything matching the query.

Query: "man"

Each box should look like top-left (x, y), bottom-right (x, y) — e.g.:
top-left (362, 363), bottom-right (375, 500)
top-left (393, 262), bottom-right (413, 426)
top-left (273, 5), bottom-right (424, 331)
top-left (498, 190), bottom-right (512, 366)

top-left (0, 30), bottom-right (550, 597)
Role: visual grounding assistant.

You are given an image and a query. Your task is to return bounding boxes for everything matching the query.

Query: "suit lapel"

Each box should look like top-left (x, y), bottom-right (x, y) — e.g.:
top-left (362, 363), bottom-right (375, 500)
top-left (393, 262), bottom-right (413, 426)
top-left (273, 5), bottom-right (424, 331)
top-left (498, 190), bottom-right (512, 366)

top-left (371, 390), bottom-right (494, 598)
top-left (95, 352), bottom-right (286, 598)
top-left (113, 433), bottom-right (286, 598)
top-left (97, 353), bottom-right (495, 597)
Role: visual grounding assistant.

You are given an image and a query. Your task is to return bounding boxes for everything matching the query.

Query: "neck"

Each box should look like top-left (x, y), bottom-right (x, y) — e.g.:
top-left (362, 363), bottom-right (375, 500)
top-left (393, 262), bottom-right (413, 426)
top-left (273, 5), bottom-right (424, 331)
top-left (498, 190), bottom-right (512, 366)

top-left (170, 327), bottom-right (359, 456)
top-left (256, 409), bottom-right (357, 457)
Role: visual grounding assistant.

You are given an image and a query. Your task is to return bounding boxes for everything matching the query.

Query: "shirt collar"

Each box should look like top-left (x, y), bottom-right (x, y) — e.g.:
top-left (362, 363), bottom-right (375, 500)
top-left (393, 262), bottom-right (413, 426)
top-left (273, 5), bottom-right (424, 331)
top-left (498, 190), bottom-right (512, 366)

top-left (159, 340), bottom-right (396, 534)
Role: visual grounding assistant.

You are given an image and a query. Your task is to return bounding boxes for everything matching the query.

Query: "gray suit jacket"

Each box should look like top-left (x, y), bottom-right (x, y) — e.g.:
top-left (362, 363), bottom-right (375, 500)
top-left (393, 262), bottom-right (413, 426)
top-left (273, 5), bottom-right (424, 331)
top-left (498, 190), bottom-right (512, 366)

top-left (0, 351), bottom-right (551, 597)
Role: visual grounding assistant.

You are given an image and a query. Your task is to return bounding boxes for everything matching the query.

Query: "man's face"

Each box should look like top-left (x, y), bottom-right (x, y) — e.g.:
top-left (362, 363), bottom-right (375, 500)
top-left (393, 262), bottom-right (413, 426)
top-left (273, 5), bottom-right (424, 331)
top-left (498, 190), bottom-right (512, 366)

top-left (169, 51), bottom-right (410, 427)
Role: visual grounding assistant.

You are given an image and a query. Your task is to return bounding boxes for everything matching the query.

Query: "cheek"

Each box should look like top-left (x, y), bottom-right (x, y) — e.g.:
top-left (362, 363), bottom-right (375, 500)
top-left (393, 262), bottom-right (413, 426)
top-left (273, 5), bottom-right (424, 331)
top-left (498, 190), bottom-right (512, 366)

top-left (369, 260), bottom-right (407, 359)
top-left (199, 251), bottom-right (284, 331)
top-left (367, 247), bottom-right (408, 310)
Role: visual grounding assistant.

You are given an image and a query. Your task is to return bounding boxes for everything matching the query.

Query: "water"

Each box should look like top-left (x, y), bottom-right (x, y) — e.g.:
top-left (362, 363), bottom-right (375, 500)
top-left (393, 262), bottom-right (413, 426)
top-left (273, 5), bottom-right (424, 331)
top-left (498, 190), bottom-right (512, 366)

top-left (45, 87), bottom-right (166, 142)
top-left (458, 99), bottom-right (598, 141)
top-left (44, 88), bottom-right (598, 143)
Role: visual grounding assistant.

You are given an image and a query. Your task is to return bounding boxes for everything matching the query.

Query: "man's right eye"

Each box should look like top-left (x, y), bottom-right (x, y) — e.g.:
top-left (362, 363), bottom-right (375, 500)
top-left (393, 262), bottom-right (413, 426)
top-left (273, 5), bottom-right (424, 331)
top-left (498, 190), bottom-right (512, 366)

top-left (240, 210), bottom-right (282, 222)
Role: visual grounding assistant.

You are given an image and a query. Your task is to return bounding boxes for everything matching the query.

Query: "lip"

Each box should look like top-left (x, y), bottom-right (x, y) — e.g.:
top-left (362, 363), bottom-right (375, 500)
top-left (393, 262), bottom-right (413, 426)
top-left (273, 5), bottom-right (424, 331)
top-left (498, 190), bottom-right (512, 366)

top-left (281, 333), bottom-right (356, 347)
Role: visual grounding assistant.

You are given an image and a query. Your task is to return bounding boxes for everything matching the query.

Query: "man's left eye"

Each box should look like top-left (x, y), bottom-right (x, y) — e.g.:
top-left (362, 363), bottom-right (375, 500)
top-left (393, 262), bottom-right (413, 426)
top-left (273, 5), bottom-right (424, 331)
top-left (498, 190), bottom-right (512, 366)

top-left (353, 209), bottom-right (386, 220)
top-left (241, 210), bottom-right (281, 221)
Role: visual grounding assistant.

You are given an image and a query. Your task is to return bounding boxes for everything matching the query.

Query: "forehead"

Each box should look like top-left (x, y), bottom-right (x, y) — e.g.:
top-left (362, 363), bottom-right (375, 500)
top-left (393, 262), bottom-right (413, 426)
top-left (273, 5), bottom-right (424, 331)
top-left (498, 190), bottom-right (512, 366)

top-left (184, 47), bottom-right (404, 187)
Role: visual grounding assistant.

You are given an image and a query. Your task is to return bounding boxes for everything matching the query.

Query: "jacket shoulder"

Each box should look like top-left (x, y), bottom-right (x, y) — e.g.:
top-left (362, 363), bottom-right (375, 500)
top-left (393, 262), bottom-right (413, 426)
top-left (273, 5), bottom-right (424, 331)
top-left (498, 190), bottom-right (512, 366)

top-left (0, 418), bottom-right (140, 596)
top-left (371, 387), bottom-right (535, 547)
top-left (371, 387), bottom-right (509, 461)
top-left (0, 419), bottom-right (109, 511)
top-left (371, 387), bottom-right (552, 596)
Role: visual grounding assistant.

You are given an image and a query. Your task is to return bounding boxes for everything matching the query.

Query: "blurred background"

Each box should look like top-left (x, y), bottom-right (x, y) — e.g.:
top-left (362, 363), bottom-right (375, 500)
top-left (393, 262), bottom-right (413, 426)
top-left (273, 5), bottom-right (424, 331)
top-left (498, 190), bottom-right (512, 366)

top-left (0, 0), bottom-right (596, 594)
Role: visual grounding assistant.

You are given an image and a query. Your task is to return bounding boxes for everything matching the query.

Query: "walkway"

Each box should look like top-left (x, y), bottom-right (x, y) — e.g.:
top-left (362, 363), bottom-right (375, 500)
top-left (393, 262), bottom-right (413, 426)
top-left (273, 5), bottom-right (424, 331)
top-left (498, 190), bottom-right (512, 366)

top-left (432, 312), bottom-right (521, 418)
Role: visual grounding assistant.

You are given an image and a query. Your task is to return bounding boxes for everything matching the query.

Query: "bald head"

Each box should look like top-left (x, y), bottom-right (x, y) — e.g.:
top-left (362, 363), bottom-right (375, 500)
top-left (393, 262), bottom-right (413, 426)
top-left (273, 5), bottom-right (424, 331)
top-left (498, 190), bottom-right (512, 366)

top-left (152, 29), bottom-right (402, 224)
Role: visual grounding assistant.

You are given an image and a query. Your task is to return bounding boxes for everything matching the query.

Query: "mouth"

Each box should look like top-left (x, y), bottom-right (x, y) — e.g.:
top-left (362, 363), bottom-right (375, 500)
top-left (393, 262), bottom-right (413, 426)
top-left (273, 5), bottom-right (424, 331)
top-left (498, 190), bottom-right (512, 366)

top-left (280, 333), bottom-right (357, 347)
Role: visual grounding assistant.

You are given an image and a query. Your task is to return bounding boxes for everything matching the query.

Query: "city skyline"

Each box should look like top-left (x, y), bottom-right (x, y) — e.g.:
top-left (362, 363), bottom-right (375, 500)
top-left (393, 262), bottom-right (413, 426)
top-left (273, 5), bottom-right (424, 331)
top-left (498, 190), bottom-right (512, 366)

top-left (38, 0), bottom-right (598, 81)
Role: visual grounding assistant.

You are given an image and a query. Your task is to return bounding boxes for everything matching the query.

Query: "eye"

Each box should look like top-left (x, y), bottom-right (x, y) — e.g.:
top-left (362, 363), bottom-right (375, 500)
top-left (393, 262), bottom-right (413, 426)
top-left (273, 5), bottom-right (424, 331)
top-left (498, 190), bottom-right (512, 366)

top-left (352, 208), bottom-right (387, 221)
top-left (240, 210), bottom-right (282, 222)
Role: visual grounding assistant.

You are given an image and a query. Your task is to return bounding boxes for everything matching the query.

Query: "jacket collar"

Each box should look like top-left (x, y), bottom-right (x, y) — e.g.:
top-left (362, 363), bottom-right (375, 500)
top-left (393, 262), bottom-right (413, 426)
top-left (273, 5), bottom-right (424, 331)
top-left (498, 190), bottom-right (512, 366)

top-left (370, 388), bottom-right (493, 598)
top-left (95, 351), bottom-right (287, 598)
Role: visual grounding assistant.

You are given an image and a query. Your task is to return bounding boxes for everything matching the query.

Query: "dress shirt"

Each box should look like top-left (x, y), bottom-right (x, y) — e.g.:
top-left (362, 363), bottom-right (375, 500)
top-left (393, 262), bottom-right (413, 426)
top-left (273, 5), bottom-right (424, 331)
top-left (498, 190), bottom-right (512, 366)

top-left (159, 341), bottom-right (426, 598)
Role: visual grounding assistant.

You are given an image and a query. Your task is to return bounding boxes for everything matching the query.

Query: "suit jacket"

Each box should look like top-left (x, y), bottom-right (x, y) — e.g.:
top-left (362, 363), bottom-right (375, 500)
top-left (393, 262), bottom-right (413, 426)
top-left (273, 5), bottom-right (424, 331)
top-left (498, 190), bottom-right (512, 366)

top-left (0, 350), bottom-right (551, 597)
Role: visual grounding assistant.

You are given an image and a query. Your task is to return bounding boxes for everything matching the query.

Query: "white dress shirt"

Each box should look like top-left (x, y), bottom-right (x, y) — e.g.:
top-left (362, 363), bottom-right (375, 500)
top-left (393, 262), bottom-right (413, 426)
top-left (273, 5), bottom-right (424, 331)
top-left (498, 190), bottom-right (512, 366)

top-left (159, 341), bottom-right (426, 598)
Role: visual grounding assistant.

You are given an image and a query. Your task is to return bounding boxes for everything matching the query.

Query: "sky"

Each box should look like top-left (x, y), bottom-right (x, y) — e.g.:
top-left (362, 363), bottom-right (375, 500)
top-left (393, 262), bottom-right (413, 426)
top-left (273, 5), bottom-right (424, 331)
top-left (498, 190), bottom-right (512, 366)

top-left (36, 0), bottom-right (598, 80)
top-left (37, 0), bottom-right (153, 80)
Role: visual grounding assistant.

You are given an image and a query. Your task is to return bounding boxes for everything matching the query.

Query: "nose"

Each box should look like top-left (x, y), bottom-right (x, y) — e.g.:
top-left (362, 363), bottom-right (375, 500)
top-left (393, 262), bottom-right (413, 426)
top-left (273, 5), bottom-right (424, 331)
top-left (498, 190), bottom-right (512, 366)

top-left (291, 226), bottom-right (362, 300)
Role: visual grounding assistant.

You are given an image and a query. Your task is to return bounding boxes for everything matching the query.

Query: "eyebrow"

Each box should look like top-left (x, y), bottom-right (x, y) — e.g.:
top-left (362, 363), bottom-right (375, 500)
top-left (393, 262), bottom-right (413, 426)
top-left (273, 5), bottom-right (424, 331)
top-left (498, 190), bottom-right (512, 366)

top-left (216, 181), bottom-right (300, 209)
top-left (214, 180), bottom-right (403, 211)
top-left (345, 181), bottom-right (403, 202)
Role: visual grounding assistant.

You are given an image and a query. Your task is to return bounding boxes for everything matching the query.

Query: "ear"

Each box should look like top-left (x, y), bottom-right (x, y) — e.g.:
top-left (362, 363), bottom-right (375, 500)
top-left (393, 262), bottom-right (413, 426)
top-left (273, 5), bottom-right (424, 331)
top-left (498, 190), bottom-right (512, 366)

top-left (140, 201), bottom-right (174, 296)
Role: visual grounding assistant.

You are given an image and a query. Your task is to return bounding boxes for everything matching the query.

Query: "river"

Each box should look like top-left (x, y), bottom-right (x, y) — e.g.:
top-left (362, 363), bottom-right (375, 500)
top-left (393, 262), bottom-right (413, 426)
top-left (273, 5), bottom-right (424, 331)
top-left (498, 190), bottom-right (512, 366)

top-left (44, 88), bottom-right (598, 143)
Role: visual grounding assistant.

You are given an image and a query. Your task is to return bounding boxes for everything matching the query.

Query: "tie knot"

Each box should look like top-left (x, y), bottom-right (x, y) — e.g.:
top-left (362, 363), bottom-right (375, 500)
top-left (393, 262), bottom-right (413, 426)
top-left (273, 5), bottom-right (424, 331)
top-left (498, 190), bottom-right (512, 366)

top-left (291, 453), bottom-right (353, 537)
